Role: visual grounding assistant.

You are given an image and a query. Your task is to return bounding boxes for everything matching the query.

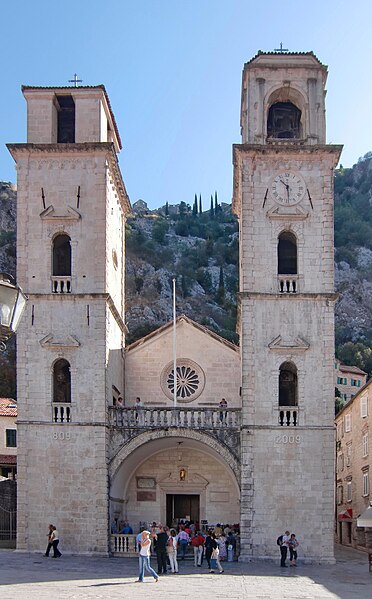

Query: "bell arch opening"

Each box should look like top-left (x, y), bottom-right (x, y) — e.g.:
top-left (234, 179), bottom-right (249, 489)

top-left (267, 101), bottom-right (301, 139)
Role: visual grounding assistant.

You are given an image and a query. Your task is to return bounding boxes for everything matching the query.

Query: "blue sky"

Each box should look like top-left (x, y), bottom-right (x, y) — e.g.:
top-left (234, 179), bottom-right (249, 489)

top-left (1, 1), bottom-right (371, 209)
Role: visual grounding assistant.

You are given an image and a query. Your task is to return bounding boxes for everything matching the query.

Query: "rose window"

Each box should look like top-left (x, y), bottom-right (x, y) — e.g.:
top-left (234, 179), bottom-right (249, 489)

top-left (161, 359), bottom-right (205, 403)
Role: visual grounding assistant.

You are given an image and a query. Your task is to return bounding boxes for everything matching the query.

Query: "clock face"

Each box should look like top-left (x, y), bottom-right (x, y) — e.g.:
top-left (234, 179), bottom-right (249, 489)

top-left (270, 171), bottom-right (306, 205)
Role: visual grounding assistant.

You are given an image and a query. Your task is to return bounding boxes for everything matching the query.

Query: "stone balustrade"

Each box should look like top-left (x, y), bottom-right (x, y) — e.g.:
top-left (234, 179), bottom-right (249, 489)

top-left (51, 276), bottom-right (72, 293)
top-left (110, 533), bottom-right (137, 556)
top-left (53, 403), bottom-right (72, 423)
top-left (278, 275), bottom-right (298, 293)
top-left (278, 407), bottom-right (299, 427)
top-left (109, 406), bottom-right (241, 430)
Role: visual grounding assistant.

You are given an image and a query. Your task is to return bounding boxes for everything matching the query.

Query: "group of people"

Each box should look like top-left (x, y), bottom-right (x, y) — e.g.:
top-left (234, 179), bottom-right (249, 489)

top-left (278, 531), bottom-right (299, 567)
top-left (135, 522), bottom-right (238, 581)
top-left (44, 524), bottom-right (62, 558)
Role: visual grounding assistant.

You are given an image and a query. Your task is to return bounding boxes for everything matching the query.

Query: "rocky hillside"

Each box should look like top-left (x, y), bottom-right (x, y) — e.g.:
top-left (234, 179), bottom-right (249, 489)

top-left (0, 154), bottom-right (371, 398)
top-left (0, 183), bottom-right (16, 277)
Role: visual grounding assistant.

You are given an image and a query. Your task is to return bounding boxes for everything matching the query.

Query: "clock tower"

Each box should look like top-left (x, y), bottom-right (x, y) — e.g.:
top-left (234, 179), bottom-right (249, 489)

top-left (233, 52), bottom-right (342, 561)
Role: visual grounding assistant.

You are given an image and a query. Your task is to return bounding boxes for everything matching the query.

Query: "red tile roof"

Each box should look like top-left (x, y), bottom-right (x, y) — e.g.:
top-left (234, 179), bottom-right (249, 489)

top-left (0, 398), bottom-right (17, 416)
top-left (339, 364), bottom-right (367, 376)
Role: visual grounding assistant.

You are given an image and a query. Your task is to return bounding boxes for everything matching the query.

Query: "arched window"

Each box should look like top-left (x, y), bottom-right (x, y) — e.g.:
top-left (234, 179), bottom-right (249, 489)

top-left (279, 362), bottom-right (298, 407)
top-left (53, 234), bottom-right (71, 276)
top-left (278, 232), bottom-right (297, 275)
top-left (53, 359), bottom-right (71, 403)
top-left (267, 102), bottom-right (301, 139)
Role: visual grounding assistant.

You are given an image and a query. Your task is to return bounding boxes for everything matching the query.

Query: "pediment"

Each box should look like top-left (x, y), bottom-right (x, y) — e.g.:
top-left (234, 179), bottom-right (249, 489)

top-left (266, 204), bottom-right (309, 221)
top-left (40, 333), bottom-right (80, 349)
top-left (268, 335), bottom-right (309, 351)
top-left (40, 205), bottom-right (81, 221)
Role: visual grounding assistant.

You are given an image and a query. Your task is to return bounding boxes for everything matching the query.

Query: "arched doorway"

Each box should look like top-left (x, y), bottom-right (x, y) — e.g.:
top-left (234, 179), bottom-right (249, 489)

top-left (109, 430), bottom-right (240, 535)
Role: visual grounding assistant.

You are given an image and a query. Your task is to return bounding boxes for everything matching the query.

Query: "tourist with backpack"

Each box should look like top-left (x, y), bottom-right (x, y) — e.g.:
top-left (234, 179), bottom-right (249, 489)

top-left (277, 530), bottom-right (290, 567)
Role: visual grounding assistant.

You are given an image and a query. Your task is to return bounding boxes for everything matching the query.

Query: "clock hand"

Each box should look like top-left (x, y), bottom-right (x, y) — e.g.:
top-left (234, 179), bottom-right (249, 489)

top-left (279, 177), bottom-right (289, 190)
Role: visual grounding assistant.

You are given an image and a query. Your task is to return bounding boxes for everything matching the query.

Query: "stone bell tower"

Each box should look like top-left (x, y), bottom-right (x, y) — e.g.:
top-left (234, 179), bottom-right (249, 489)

top-left (8, 85), bottom-right (130, 553)
top-left (233, 52), bottom-right (342, 561)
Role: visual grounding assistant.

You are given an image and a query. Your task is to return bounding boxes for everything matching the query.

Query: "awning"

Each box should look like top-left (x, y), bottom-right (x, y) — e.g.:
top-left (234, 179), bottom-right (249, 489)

top-left (338, 508), bottom-right (353, 519)
top-left (357, 505), bottom-right (372, 528)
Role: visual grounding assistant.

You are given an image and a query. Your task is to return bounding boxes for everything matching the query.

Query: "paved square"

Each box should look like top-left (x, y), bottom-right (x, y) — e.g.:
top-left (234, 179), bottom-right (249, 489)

top-left (0, 545), bottom-right (371, 599)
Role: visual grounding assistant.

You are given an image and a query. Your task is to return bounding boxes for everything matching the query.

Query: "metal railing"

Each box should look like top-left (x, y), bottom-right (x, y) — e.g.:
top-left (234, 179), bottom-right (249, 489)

top-left (0, 506), bottom-right (16, 548)
top-left (109, 406), bottom-right (241, 429)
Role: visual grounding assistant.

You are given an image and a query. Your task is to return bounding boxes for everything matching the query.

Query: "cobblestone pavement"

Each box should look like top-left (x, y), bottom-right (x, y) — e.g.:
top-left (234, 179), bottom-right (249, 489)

top-left (0, 545), bottom-right (371, 599)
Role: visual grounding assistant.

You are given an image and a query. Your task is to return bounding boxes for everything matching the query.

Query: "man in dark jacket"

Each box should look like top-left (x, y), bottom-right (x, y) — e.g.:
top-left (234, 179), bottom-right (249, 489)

top-left (155, 525), bottom-right (169, 575)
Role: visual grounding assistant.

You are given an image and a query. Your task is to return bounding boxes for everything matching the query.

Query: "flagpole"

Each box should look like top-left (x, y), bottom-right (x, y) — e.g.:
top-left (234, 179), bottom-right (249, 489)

top-left (173, 277), bottom-right (177, 408)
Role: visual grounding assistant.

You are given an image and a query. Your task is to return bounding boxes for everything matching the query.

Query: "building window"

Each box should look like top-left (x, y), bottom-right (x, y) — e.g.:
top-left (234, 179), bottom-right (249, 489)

top-left (361, 394), bottom-right (368, 418)
top-left (346, 445), bottom-right (352, 467)
top-left (53, 234), bottom-right (72, 277)
top-left (279, 362), bottom-right (298, 407)
top-left (337, 454), bottom-right (344, 473)
top-left (57, 95), bottom-right (75, 143)
top-left (160, 359), bottom-right (205, 403)
top-left (6, 429), bottom-right (17, 448)
top-left (337, 485), bottom-right (343, 505)
top-left (346, 481), bottom-right (352, 502)
top-left (337, 377), bottom-right (347, 385)
top-left (267, 101), bottom-right (301, 139)
top-left (277, 231), bottom-right (297, 275)
top-left (53, 358), bottom-right (71, 403)
top-left (362, 434), bottom-right (368, 458)
top-left (345, 413), bottom-right (352, 433)
top-left (363, 472), bottom-right (369, 497)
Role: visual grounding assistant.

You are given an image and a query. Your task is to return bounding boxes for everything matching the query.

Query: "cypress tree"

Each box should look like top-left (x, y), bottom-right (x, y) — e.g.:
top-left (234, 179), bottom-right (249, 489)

top-left (210, 194), bottom-right (214, 217)
top-left (193, 194), bottom-right (198, 216)
top-left (165, 201), bottom-right (169, 216)
top-left (214, 191), bottom-right (218, 213)
top-left (199, 194), bottom-right (202, 215)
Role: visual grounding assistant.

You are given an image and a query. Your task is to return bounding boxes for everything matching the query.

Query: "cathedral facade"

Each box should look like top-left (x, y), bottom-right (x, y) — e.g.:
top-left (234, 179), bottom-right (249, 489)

top-left (7, 51), bottom-right (341, 560)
